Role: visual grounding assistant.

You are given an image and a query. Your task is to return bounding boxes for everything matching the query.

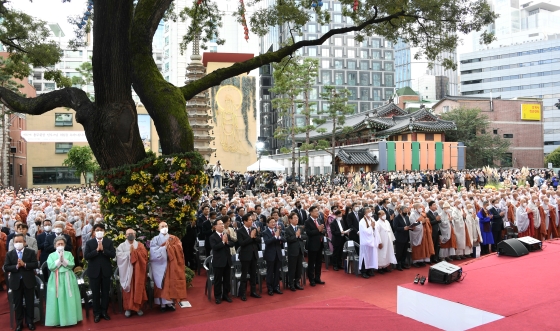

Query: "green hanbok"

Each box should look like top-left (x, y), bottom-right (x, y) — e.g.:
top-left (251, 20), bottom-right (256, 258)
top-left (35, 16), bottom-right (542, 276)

top-left (45, 251), bottom-right (83, 326)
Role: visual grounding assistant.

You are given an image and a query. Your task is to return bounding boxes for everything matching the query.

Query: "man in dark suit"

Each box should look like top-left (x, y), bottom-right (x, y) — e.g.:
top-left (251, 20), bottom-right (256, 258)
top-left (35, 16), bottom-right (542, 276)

top-left (262, 217), bottom-right (285, 296)
top-left (196, 205), bottom-right (210, 240)
top-left (37, 219), bottom-right (55, 266)
top-left (305, 206), bottom-right (326, 286)
top-left (236, 214), bottom-right (261, 301)
top-left (489, 198), bottom-right (505, 251)
top-left (346, 202), bottom-right (361, 251)
top-left (84, 223), bottom-right (116, 323)
top-left (285, 212), bottom-right (307, 290)
top-left (329, 210), bottom-right (348, 271)
top-left (426, 201), bottom-right (442, 263)
top-left (210, 217), bottom-right (234, 304)
top-left (394, 205), bottom-right (412, 271)
top-left (4, 234), bottom-right (38, 331)
top-left (291, 201), bottom-right (307, 226)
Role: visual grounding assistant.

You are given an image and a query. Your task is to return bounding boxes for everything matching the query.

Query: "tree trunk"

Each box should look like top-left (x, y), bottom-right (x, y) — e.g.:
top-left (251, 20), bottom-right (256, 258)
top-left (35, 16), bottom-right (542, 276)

top-left (331, 118), bottom-right (336, 180)
top-left (291, 99), bottom-right (296, 181)
top-left (130, 0), bottom-right (194, 155)
top-left (1, 106), bottom-right (6, 186)
top-left (304, 91), bottom-right (310, 183)
top-left (82, 0), bottom-right (147, 169)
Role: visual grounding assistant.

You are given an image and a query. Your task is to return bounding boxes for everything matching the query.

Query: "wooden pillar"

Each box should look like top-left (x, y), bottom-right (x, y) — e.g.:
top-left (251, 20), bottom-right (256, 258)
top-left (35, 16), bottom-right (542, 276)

top-left (411, 132), bottom-right (417, 141)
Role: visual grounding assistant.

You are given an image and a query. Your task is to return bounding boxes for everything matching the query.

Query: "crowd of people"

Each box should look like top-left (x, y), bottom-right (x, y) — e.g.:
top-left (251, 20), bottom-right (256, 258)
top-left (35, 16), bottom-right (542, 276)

top-left (1, 166), bottom-right (559, 328)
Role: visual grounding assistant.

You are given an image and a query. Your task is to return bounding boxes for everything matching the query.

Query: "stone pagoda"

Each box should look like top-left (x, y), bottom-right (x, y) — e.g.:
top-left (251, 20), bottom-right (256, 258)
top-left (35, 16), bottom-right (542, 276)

top-left (184, 36), bottom-right (215, 161)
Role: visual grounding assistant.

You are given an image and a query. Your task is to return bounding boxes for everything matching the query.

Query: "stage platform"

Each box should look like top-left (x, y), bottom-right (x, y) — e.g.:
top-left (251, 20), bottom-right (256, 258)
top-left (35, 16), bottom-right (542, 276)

top-left (397, 239), bottom-right (560, 330)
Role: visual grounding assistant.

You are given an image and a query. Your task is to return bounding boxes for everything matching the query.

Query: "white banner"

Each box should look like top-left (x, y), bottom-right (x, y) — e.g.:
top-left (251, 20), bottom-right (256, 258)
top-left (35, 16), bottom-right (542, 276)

top-left (21, 131), bottom-right (88, 142)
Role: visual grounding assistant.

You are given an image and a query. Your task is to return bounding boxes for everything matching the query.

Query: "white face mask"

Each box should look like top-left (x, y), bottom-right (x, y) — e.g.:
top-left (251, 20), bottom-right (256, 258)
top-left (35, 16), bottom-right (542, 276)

top-left (53, 228), bottom-right (63, 235)
top-left (95, 231), bottom-right (104, 239)
top-left (14, 242), bottom-right (24, 250)
top-left (468, 208), bottom-right (473, 213)
top-left (523, 203), bottom-right (527, 207)
top-left (160, 227), bottom-right (169, 235)
top-left (367, 212), bottom-right (373, 217)
top-left (44, 225), bottom-right (52, 232)
top-left (381, 215), bottom-right (386, 220)
top-left (354, 207), bottom-right (360, 212)
top-left (56, 245), bottom-right (64, 253)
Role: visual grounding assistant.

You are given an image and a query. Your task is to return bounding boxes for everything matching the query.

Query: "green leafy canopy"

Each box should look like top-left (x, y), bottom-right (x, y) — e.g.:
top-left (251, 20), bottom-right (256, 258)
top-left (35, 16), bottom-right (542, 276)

top-left (62, 146), bottom-right (99, 183)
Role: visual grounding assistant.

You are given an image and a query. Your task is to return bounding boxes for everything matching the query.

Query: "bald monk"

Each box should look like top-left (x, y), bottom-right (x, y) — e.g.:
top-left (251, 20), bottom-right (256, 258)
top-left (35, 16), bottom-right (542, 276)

top-left (149, 222), bottom-right (187, 312)
top-left (409, 203), bottom-right (435, 267)
top-left (116, 228), bottom-right (148, 317)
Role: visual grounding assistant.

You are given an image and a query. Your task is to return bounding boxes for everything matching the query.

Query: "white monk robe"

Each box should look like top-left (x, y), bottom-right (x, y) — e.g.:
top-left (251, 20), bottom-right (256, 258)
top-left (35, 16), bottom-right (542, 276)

top-left (149, 233), bottom-right (173, 305)
top-left (551, 199), bottom-right (559, 227)
top-left (375, 217), bottom-right (397, 268)
top-left (528, 201), bottom-right (541, 233)
top-left (516, 205), bottom-right (530, 236)
top-left (465, 211), bottom-right (482, 251)
top-left (116, 240), bottom-right (139, 292)
top-left (358, 217), bottom-right (379, 270)
top-left (451, 207), bottom-right (469, 255)
top-left (438, 208), bottom-right (455, 258)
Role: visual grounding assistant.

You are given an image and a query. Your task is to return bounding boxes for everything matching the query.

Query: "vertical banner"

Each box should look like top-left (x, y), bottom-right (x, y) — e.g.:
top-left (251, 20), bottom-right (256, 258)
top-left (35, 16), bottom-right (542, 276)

top-left (458, 142), bottom-right (465, 170)
top-left (411, 142), bottom-right (420, 171)
top-left (137, 114), bottom-right (151, 151)
top-left (435, 142), bottom-right (443, 170)
top-left (387, 141), bottom-right (396, 171)
top-left (378, 141), bottom-right (387, 171)
top-left (395, 142), bottom-right (404, 171)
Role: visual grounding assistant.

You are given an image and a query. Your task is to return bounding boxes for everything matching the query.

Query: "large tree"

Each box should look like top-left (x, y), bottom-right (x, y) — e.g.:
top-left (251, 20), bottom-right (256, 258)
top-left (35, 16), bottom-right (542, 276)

top-left (0, 0), bottom-right (496, 171)
top-left (440, 107), bottom-right (511, 168)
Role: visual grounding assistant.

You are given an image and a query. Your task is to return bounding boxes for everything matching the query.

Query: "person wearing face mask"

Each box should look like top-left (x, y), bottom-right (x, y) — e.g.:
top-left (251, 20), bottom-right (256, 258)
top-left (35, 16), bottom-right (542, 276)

top-left (477, 201), bottom-right (494, 255)
top-left (516, 198), bottom-right (532, 238)
top-left (465, 204), bottom-right (483, 258)
top-left (37, 219), bottom-right (56, 265)
top-left (346, 202), bottom-right (361, 251)
top-left (84, 223), bottom-right (116, 323)
top-left (488, 198), bottom-right (505, 252)
top-left (44, 221), bottom-right (72, 264)
top-left (329, 210), bottom-right (349, 271)
top-left (116, 228), bottom-right (148, 317)
top-left (375, 210), bottom-right (396, 273)
top-left (9, 224), bottom-right (37, 253)
top-left (45, 236), bottom-right (83, 327)
top-left (291, 201), bottom-right (307, 226)
top-left (358, 207), bottom-right (379, 278)
top-left (409, 203), bottom-right (435, 267)
top-left (149, 222), bottom-right (187, 312)
top-left (0, 225), bottom-right (6, 290)
top-left (4, 233), bottom-right (38, 331)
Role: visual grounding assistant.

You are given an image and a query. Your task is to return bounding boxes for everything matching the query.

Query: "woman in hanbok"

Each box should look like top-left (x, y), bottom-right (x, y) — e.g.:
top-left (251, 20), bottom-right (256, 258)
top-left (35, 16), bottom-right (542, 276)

top-left (45, 236), bottom-right (83, 327)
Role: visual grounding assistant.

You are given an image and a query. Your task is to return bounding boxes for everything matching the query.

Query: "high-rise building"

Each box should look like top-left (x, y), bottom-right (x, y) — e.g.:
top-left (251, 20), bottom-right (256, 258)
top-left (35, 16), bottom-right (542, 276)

top-left (259, 0), bottom-right (396, 155)
top-left (460, 0), bottom-right (560, 153)
top-left (394, 40), bottom-right (459, 98)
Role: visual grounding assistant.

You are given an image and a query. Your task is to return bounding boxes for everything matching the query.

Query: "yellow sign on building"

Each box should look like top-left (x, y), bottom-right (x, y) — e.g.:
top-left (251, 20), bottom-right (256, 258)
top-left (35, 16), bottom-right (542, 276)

top-left (521, 104), bottom-right (541, 121)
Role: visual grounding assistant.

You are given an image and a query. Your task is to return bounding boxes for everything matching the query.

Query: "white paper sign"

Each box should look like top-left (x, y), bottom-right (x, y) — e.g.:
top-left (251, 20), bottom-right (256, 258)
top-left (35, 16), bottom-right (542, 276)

top-left (199, 240), bottom-right (205, 247)
top-left (21, 131), bottom-right (88, 142)
top-left (348, 241), bottom-right (354, 247)
top-left (258, 251), bottom-right (263, 258)
top-left (323, 237), bottom-right (327, 243)
top-left (282, 250), bottom-right (285, 256)
top-left (261, 244), bottom-right (265, 250)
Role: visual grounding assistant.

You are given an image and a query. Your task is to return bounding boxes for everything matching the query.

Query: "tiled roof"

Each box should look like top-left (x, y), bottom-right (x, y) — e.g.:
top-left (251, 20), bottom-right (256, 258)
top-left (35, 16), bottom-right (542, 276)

top-left (395, 86), bottom-right (419, 96)
top-left (336, 149), bottom-right (379, 165)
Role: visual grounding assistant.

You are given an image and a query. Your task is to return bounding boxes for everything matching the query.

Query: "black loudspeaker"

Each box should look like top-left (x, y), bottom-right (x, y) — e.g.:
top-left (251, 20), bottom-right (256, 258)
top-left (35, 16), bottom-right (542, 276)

top-left (428, 261), bottom-right (462, 284)
top-left (517, 237), bottom-right (542, 251)
top-left (497, 239), bottom-right (529, 257)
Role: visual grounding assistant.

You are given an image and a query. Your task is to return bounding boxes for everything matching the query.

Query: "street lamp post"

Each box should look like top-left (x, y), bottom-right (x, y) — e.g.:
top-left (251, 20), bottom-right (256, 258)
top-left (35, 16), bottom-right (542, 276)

top-left (256, 141), bottom-right (265, 173)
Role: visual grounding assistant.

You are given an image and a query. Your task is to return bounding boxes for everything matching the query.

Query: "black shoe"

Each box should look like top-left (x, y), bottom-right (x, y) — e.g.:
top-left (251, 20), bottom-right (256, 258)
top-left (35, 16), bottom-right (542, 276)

top-left (333, 266), bottom-right (339, 271)
top-left (250, 292), bottom-right (261, 298)
top-left (268, 290), bottom-right (274, 296)
top-left (420, 276), bottom-right (427, 285)
top-left (315, 279), bottom-right (325, 285)
top-left (222, 296), bottom-right (233, 303)
top-left (28, 323), bottom-right (35, 331)
top-left (15, 325), bottom-right (23, 331)
top-left (403, 264), bottom-right (410, 269)
top-left (290, 286), bottom-right (296, 291)
top-left (215, 299), bottom-right (222, 304)
top-left (94, 315), bottom-right (101, 323)
top-left (102, 313), bottom-right (111, 320)
top-left (385, 267), bottom-right (392, 273)
top-left (419, 262), bottom-right (426, 266)
top-left (310, 281), bottom-right (316, 287)
top-left (445, 257), bottom-right (452, 262)
top-left (295, 284), bottom-right (304, 290)
top-left (413, 262), bottom-right (422, 268)
top-left (377, 269), bottom-right (385, 274)
top-left (240, 295), bottom-right (247, 301)
top-left (396, 265), bottom-right (403, 271)
top-left (274, 288), bottom-right (283, 294)
top-left (160, 306), bottom-right (166, 312)
top-left (414, 274), bottom-right (420, 284)
top-left (167, 304), bottom-right (176, 311)
top-left (361, 273), bottom-right (370, 279)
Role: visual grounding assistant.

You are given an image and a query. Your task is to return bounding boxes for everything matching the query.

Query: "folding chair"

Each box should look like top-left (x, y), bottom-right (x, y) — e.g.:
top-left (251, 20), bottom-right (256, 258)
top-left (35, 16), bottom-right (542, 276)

top-left (323, 237), bottom-right (333, 270)
top-left (203, 255), bottom-right (214, 301)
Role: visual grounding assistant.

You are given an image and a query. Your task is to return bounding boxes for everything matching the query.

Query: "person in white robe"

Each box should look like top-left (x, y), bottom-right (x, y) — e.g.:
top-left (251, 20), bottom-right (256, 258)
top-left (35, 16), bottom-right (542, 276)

top-left (149, 225), bottom-right (174, 309)
top-left (465, 203), bottom-right (482, 257)
top-left (358, 207), bottom-right (379, 279)
top-left (438, 202), bottom-right (455, 261)
top-left (375, 210), bottom-right (396, 271)
top-left (516, 199), bottom-right (530, 236)
top-left (451, 200), bottom-right (469, 259)
top-left (527, 197), bottom-right (541, 235)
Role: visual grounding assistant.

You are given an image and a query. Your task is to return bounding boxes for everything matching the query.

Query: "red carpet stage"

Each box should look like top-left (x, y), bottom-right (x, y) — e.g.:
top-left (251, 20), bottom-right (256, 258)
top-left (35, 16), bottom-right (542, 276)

top-left (171, 296), bottom-right (436, 331)
top-left (398, 239), bottom-right (560, 330)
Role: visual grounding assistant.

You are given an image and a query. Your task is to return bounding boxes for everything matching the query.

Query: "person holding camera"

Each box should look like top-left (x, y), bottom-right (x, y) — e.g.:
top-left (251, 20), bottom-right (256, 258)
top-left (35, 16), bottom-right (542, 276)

top-left (213, 161), bottom-right (223, 189)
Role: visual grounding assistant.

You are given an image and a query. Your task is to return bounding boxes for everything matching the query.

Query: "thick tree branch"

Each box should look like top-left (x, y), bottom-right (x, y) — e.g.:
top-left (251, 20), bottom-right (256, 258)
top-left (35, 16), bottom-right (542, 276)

top-left (134, 0), bottom-right (173, 42)
top-left (0, 86), bottom-right (92, 117)
top-left (180, 10), bottom-right (404, 101)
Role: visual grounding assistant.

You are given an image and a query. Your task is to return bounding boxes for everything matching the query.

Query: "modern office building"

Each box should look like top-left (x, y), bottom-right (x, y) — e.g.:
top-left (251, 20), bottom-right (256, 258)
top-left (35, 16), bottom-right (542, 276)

top-left (395, 40), bottom-right (459, 98)
top-left (460, 36), bottom-right (560, 153)
top-left (259, 0), bottom-right (396, 155)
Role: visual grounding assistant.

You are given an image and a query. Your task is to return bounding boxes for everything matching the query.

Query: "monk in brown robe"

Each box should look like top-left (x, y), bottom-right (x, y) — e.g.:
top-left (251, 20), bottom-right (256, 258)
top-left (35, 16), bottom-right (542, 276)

top-left (116, 228), bottom-right (148, 317)
top-left (542, 198), bottom-right (559, 239)
top-left (0, 231), bottom-right (6, 289)
top-left (149, 222), bottom-right (187, 311)
top-left (409, 203), bottom-right (435, 266)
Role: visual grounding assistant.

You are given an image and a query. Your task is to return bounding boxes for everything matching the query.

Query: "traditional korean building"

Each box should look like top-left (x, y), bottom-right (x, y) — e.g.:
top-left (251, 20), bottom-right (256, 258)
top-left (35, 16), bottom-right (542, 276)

top-left (269, 101), bottom-right (464, 176)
